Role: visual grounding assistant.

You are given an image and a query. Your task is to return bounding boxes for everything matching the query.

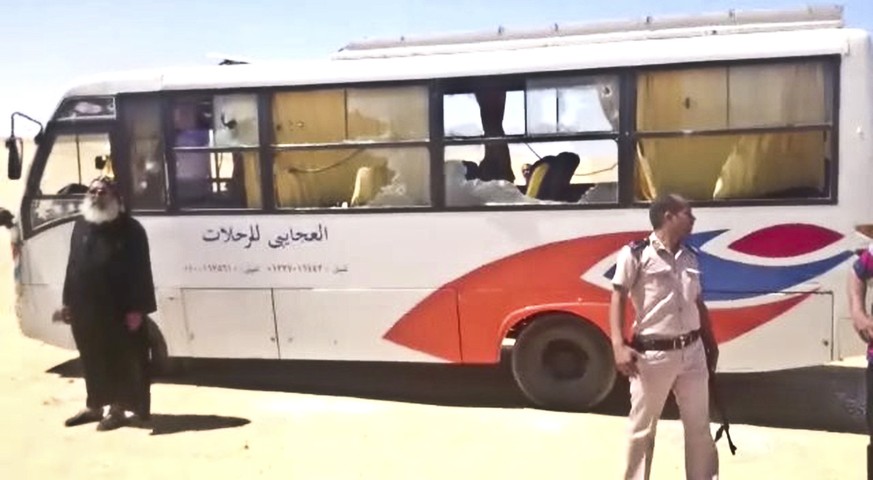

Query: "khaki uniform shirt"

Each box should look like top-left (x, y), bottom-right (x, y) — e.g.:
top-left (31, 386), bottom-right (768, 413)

top-left (612, 232), bottom-right (702, 337)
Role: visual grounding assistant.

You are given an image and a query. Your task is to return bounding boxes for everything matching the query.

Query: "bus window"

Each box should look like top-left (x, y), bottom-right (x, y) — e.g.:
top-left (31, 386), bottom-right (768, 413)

top-left (445, 140), bottom-right (618, 206)
top-left (443, 91), bottom-right (525, 138)
top-left (635, 60), bottom-right (834, 202)
top-left (525, 75), bottom-right (619, 134)
top-left (272, 86), bottom-right (431, 209)
top-left (170, 94), bottom-right (262, 209)
top-left (443, 74), bottom-right (620, 207)
top-left (443, 85), bottom-right (524, 185)
top-left (124, 97), bottom-right (166, 210)
top-left (30, 132), bottom-right (111, 228)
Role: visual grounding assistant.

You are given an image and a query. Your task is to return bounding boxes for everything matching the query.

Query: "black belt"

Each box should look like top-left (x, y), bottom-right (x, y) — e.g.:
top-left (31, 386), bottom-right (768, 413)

top-left (632, 329), bottom-right (701, 351)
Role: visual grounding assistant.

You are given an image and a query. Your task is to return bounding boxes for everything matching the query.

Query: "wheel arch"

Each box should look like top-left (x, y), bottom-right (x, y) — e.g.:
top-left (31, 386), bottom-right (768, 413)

top-left (498, 303), bottom-right (610, 357)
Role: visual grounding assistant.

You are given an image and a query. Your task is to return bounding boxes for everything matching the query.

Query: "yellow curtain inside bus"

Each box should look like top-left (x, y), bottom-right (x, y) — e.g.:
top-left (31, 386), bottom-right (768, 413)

top-left (635, 62), bottom-right (828, 200)
top-left (240, 151), bottom-right (262, 208)
top-left (270, 87), bottom-right (427, 208)
top-left (273, 149), bottom-right (390, 208)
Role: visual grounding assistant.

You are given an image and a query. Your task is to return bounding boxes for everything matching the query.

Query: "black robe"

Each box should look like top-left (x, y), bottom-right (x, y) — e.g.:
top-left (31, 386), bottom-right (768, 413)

top-left (63, 214), bottom-right (157, 418)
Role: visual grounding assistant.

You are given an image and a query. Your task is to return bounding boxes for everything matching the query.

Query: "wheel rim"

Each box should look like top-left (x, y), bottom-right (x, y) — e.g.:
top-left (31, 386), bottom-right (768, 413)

top-left (541, 339), bottom-right (589, 380)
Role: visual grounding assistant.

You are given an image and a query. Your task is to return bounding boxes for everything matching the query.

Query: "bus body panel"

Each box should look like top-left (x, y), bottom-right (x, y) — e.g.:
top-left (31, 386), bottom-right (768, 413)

top-left (16, 206), bottom-right (863, 370)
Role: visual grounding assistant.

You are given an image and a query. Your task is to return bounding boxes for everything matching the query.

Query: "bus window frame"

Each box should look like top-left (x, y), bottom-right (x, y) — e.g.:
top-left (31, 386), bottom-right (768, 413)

top-left (268, 81), bottom-right (435, 211)
top-left (627, 55), bottom-right (841, 208)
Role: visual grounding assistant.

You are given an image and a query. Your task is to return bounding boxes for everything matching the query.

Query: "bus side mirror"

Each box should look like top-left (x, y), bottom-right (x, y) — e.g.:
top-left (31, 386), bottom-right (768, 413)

top-left (95, 155), bottom-right (107, 170)
top-left (5, 137), bottom-right (22, 180)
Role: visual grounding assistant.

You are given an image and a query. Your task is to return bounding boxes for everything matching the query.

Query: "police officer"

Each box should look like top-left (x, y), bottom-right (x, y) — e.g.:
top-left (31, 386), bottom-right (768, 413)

top-left (609, 193), bottom-right (719, 480)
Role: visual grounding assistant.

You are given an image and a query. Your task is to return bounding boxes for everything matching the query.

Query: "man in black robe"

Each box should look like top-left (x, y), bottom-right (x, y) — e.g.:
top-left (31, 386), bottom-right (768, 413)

top-left (58, 176), bottom-right (156, 431)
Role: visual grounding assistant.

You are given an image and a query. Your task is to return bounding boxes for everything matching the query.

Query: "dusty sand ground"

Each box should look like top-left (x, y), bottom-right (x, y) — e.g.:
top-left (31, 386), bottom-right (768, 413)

top-left (0, 164), bottom-right (869, 479)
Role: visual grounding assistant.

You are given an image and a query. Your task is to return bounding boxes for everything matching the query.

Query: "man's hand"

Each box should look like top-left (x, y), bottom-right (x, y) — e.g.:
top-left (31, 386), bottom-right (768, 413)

top-left (851, 309), bottom-right (873, 342)
top-left (124, 312), bottom-right (144, 332)
top-left (52, 306), bottom-right (72, 324)
top-left (853, 316), bottom-right (873, 343)
top-left (613, 342), bottom-right (640, 377)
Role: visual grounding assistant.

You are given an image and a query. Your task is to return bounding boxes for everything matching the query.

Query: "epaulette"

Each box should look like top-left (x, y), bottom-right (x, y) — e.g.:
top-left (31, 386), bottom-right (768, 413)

top-left (629, 237), bottom-right (649, 259)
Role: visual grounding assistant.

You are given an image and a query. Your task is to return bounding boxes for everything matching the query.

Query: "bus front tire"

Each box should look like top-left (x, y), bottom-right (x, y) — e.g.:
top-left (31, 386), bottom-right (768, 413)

top-left (510, 314), bottom-right (616, 411)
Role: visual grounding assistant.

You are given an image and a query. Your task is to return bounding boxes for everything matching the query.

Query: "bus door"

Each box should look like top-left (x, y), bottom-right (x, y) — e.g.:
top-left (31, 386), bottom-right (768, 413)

top-left (17, 118), bottom-right (115, 348)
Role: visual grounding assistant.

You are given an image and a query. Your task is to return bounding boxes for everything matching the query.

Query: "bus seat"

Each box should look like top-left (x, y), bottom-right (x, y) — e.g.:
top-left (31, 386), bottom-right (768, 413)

top-left (461, 161), bottom-right (480, 180)
top-left (550, 151), bottom-right (580, 200)
top-left (526, 152), bottom-right (579, 201)
top-left (350, 164), bottom-right (392, 206)
top-left (274, 150), bottom-right (390, 208)
top-left (525, 161), bottom-right (550, 198)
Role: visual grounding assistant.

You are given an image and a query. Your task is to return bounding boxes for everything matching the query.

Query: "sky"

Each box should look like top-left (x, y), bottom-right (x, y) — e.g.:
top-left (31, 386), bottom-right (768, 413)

top-left (0, 0), bottom-right (871, 136)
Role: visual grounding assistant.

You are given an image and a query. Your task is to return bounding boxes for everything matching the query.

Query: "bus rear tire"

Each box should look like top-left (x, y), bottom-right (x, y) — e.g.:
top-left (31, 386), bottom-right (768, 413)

top-left (511, 314), bottom-right (616, 411)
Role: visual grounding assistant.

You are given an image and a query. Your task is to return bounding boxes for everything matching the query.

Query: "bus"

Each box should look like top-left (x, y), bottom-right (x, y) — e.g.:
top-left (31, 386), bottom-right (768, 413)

top-left (3, 5), bottom-right (871, 411)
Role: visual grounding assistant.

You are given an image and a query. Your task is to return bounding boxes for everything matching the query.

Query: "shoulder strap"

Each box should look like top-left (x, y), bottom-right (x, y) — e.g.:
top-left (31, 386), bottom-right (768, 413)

top-left (625, 237), bottom-right (649, 288)
top-left (629, 237), bottom-right (649, 261)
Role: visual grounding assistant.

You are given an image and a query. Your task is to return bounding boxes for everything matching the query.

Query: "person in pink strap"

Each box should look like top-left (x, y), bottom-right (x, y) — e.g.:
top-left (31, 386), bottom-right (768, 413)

top-left (848, 243), bottom-right (873, 474)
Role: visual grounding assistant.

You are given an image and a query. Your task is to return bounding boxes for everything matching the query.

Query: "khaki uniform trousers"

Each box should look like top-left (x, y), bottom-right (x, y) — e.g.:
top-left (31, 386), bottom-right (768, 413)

top-left (624, 338), bottom-right (718, 480)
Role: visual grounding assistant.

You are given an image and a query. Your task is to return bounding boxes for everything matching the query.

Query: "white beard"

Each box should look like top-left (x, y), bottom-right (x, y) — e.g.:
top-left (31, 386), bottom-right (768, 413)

top-left (81, 196), bottom-right (122, 224)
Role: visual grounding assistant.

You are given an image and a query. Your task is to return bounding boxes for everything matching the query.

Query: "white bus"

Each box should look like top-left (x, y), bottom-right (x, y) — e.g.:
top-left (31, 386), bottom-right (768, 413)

top-left (3, 5), bottom-right (871, 410)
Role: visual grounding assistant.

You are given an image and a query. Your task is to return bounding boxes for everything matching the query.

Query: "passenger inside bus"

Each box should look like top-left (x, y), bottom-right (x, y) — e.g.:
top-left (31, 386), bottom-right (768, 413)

top-left (172, 101), bottom-right (213, 205)
top-left (170, 96), bottom-right (263, 209)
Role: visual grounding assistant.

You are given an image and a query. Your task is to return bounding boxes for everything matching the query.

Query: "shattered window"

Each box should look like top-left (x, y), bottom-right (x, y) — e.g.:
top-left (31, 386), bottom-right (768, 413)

top-left (272, 86), bottom-right (431, 209)
top-left (442, 74), bottom-right (620, 207)
top-left (170, 95), bottom-right (263, 209)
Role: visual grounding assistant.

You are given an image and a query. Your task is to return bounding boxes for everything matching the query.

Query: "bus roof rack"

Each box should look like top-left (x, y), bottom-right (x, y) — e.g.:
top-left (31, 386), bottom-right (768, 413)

top-left (336, 4), bottom-right (844, 57)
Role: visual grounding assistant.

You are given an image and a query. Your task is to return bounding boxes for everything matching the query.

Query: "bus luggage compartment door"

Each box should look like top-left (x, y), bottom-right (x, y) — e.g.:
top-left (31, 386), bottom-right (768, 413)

top-left (272, 288), bottom-right (459, 362)
top-left (181, 288), bottom-right (279, 359)
top-left (716, 291), bottom-right (833, 372)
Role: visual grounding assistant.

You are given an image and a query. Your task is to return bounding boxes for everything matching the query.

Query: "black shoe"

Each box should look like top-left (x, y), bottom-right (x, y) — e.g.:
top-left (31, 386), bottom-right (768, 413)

top-left (64, 408), bottom-right (103, 427)
top-left (96, 412), bottom-right (128, 432)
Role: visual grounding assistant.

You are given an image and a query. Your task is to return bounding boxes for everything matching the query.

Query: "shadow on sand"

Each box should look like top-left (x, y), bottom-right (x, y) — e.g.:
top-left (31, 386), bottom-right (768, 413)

top-left (131, 414), bottom-right (250, 436)
top-left (48, 354), bottom-right (867, 435)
